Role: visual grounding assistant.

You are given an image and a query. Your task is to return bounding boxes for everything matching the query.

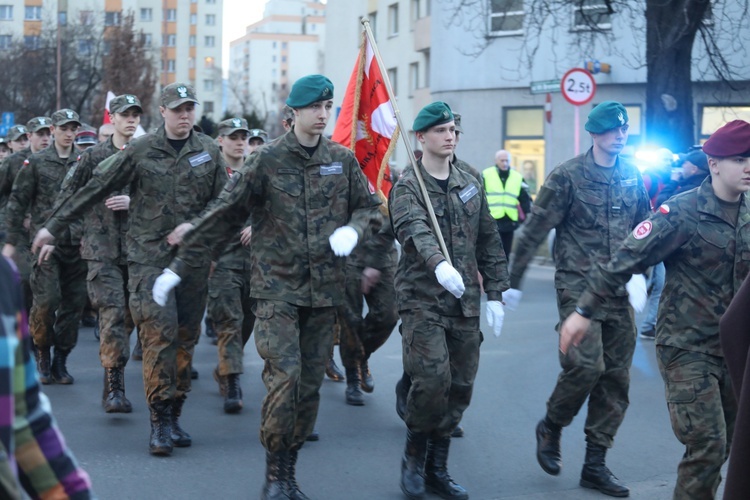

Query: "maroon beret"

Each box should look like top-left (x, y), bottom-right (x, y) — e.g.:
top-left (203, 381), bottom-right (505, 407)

top-left (703, 120), bottom-right (750, 157)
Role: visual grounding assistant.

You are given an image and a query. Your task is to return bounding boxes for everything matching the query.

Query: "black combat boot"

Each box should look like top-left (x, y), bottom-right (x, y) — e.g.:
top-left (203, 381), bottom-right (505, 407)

top-left (325, 346), bottom-right (344, 382)
top-left (451, 425), bottom-right (464, 438)
top-left (425, 436), bottom-right (469, 499)
top-left (35, 347), bottom-right (52, 385)
top-left (345, 367), bottom-right (365, 406)
top-left (400, 428), bottom-right (429, 499)
top-left (50, 348), bottom-right (74, 384)
top-left (224, 373), bottom-right (243, 414)
top-left (261, 450), bottom-right (289, 500)
top-left (395, 372), bottom-right (412, 421)
top-left (103, 367), bottom-right (133, 413)
top-left (131, 336), bottom-right (143, 361)
top-left (580, 443), bottom-right (630, 497)
top-left (171, 396), bottom-right (192, 447)
top-left (148, 402), bottom-right (173, 456)
top-left (286, 447), bottom-right (310, 500)
top-left (536, 416), bottom-right (562, 475)
top-left (360, 358), bottom-right (374, 393)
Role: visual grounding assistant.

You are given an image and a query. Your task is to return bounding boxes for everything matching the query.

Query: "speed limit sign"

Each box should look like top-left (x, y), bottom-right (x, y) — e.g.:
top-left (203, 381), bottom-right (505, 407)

top-left (560, 68), bottom-right (596, 106)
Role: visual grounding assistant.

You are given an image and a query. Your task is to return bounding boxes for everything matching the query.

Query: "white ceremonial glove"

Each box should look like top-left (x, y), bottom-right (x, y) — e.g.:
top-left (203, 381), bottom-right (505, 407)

top-left (329, 226), bottom-right (359, 257)
top-left (486, 300), bottom-right (505, 338)
top-left (153, 268), bottom-right (182, 307)
top-left (435, 261), bottom-right (465, 299)
top-left (503, 288), bottom-right (523, 311)
top-left (626, 274), bottom-right (648, 313)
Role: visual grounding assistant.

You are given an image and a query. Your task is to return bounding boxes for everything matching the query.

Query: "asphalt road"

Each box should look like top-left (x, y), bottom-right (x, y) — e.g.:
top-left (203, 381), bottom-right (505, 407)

top-left (43, 264), bottom-right (724, 499)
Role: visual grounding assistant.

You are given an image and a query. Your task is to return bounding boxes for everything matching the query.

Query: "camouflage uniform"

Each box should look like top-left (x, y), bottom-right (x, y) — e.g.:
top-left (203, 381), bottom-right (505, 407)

top-left (509, 148), bottom-right (651, 447)
top-left (453, 155), bottom-right (482, 183)
top-left (338, 216), bottom-right (398, 373)
top-left (44, 125), bottom-right (227, 404)
top-left (54, 137), bottom-right (134, 368)
top-left (170, 131), bottom-right (382, 452)
top-left (5, 145), bottom-right (87, 353)
top-left (577, 177), bottom-right (746, 499)
top-left (389, 160), bottom-right (509, 436)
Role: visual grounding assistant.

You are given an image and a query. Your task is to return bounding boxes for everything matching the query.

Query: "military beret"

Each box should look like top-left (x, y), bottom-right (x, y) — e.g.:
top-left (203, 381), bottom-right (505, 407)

top-left (7, 125), bottom-right (28, 141)
top-left (75, 129), bottom-right (97, 145)
top-left (703, 120), bottom-right (750, 157)
top-left (110, 94), bottom-right (143, 114)
top-left (217, 117), bottom-right (250, 136)
top-left (585, 101), bottom-right (628, 134)
top-left (249, 128), bottom-right (268, 143)
top-left (27, 116), bottom-right (52, 132)
top-left (51, 109), bottom-right (81, 127)
top-left (161, 83), bottom-right (198, 109)
top-left (413, 102), bottom-right (454, 132)
top-left (286, 75), bottom-right (334, 108)
top-left (453, 113), bottom-right (464, 134)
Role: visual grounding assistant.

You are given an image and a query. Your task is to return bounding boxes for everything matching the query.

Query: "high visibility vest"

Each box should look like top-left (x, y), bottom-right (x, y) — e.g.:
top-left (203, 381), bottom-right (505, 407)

top-left (482, 167), bottom-right (523, 221)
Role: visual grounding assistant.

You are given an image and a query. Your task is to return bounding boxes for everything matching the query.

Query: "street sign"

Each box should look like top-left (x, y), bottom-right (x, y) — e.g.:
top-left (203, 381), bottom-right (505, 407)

top-left (530, 80), bottom-right (560, 95)
top-left (560, 68), bottom-right (596, 106)
top-left (0, 125), bottom-right (7, 137)
top-left (1, 112), bottom-right (14, 127)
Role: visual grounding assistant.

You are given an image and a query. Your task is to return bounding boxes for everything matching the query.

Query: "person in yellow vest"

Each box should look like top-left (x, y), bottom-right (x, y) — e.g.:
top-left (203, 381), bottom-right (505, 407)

top-left (482, 149), bottom-right (531, 257)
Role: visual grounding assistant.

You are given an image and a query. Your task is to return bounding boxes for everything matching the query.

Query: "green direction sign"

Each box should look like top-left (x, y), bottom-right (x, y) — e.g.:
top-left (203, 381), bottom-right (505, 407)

top-left (530, 80), bottom-right (561, 94)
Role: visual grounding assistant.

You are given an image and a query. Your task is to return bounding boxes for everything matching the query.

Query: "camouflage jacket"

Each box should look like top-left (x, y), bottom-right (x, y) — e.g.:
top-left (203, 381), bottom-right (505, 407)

top-left (45, 126), bottom-right (228, 268)
top-left (509, 148), bottom-right (651, 294)
top-left (453, 155), bottom-right (483, 184)
top-left (170, 131), bottom-right (383, 308)
top-left (0, 148), bottom-right (33, 235)
top-left (579, 178), bottom-right (750, 357)
top-left (54, 137), bottom-right (128, 264)
top-left (5, 145), bottom-right (81, 247)
top-left (213, 209), bottom-right (253, 272)
top-left (389, 160), bottom-right (509, 317)
top-left (347, 214), bottom-right (397, 271)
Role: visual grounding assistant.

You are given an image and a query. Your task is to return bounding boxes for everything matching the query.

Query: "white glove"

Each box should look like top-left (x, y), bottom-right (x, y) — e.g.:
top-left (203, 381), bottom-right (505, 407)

top-left (626, 274), bottom-right (648, 313)
top-left (329, 226), bottom-right (359, 257)
top-left (153, 268), bottom-right (182, 307)
top-left (503, 288), bottom-right (523, 311)
top-left (435, 261), bottom-right (465, 299)
top-left (486, 300), bottom-right (505, 338)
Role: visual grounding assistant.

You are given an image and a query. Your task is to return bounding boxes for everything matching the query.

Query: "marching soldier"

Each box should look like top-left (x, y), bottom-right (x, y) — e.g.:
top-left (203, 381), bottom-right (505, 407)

top-left (6, 124), bottom-right (29, 154)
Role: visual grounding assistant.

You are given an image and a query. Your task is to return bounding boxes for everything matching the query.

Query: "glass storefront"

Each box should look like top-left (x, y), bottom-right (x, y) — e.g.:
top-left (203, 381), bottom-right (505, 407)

top-left (504, 108), bottom-right (545, 196)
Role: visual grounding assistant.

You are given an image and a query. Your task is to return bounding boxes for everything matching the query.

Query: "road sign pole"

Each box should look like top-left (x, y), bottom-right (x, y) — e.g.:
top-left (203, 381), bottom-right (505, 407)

top-left (574, 106), bottom-right (580, 156)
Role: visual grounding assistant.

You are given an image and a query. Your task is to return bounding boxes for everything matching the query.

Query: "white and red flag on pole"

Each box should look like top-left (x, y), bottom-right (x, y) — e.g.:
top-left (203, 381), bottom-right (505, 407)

top-left (332, 31), bottom-right (399, 200)
top-left (102, 91), bottom-right (116, 124)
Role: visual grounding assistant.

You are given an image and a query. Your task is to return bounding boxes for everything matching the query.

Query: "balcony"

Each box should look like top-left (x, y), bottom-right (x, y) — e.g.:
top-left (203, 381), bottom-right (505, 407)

top-left (413, 16), bottom-right (430, 52)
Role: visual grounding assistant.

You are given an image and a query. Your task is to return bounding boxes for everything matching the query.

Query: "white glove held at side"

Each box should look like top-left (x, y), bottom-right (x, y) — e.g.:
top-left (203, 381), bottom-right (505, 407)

top-left (626, 274), bottom-right (648, 313)
top-left (503, 288), bottom-right (523, 311)
top-left (153, 268), bottom-right (182, 307)
top-left (435, 261), bottom-right (465, 299)
top-left (486, 300), bottom-right (505, 338)
top-left (329, 226), bottom-right (359, 257)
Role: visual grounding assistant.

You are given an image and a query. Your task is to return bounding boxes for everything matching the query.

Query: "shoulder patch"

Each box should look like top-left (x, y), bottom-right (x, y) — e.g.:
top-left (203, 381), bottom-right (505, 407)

top-left (22, 159), bottom-right (29, 166)
top-left (633, 220), bottom-right (653, 240)
top-left (534, 185), bottom-right (555, 210)
top-left (658, 204), bottom-right (670, 214)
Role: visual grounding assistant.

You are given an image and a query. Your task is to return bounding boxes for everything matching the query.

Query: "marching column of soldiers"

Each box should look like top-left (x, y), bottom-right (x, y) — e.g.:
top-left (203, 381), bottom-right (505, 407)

top-left (0, 71), bottom-right (747, 500)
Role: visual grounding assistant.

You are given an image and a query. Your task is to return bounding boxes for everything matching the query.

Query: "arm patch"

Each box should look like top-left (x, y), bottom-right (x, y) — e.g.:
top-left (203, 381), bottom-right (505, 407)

top-left (534, 185), bottom-right (556, 210)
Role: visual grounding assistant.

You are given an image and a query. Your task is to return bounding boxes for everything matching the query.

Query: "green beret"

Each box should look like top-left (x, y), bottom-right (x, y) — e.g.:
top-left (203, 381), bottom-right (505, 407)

top-left (413, 102), bottom-right (454, 132)
top-left (585, 101), bottom-right (628, 134)
top-left (286, 75), bottom-right (334, 108)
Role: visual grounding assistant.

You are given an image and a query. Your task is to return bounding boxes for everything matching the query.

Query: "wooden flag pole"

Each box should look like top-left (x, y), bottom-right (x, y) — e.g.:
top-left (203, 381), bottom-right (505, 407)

top-left (360, 18), bottom-right (451, 266)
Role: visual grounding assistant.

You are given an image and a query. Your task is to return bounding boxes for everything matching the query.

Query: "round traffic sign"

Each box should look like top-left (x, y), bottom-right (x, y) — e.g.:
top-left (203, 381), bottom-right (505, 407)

top-left (560, 68), bottom-right (596, 106)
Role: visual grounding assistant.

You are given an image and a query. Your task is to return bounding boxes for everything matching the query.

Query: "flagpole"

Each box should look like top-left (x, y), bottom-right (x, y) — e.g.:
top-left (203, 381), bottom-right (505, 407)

top-left (360, 18), bottom-right (452, 266)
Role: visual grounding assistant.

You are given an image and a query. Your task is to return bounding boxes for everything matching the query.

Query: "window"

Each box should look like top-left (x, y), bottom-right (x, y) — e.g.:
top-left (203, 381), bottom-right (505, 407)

top-left (0, 5), bottom-right (13, 20)
top-left (572, 0), bottom-right (612, 31)
top-left (368, 12), bottom-right (377, 41)
top-left (24, 6), bottom-right (41, 20)
top-left (388, 3), bottom-right (399, 36)
top-left (23, 35), bottom-right (39, 50)
top-left (58, 11), bottom-right (66, 25)
top-left (189, 35), bottom-right (196, 47)
top-left (204, 101), bottom-right (214, 114)
top-left (503, 107), bottom-right (545, 194)
top-left (387, 67), bottom-right (398, 97)
top-left (164, 34), bottom-right (176, 46)
top-left (190, 13), bottom-right (197, 25)
top-left (410, 0), bottom-right (424, 28)
top-left (282, 42), bottom-right (287, 49)
top-left (78, 39), bottom-right (92, 55)
top-left (205, 36), bottom-right (215, 47)
top-left (204, 56), bottom-right (214, 69)
top-left (206, 14), bottom-right (216, 25)
top-left (167, 59), bottom-right (176, 73)
top-left (141, 33), bottom-right (152, 47)
top-left (140, 8), bottom-right (152, 22)
top-left (207, 0), bottom-right (217, 3)
top-left (204, 79), bottom-right (214, 91)
top-left (281, 56), bottom-right (286, 62)
top-left (0, 35), bottom-right (11, 49)
top-left (700, 106), bottom-right (750, 140)
top-left (165, 9), bottom-right (176, 21)
top-left (409, 62), bottom-right (419, 96)
top-left (272, 55), bottom-right (276, 62)
top-left (489, 0), bottom-right (524, 36)
top-left (80, 10), bottom-right (94, 25)
top-left (104, 11), bottom-right (121, 26)
top-left (424, 50), bottom-right (431, 87)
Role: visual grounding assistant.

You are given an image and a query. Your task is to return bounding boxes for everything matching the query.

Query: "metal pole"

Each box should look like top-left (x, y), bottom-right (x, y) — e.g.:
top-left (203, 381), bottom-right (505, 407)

top-left (56, 11), bottom-right (62, 110)
top-left (360, 18), bottom-right (451, 266)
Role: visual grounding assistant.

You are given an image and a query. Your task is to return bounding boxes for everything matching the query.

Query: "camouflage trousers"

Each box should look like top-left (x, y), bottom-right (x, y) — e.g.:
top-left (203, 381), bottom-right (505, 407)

top-left (338, 263), bottom-right (398, 370)
top-left (401, 309), bottom-right (482, 437)
top-left (252, 299), bottom-right (336, 452)
top-left (128, 262), bottom-right (209, 405)
top-left (207, 266), bottom-right (255, 376)
top-left (656, 346), bottom-right (736, 500)
top-left (86, 260), bottom-right (134, 368)
top-left (548, 289), bottom-right (635, 448)
top-left (29, 244), bottom-right (87, 351)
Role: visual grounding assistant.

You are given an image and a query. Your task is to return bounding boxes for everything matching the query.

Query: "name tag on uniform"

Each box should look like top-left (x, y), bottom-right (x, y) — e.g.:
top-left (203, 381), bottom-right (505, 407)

top-left (189, 151), bottom-right (211, 167)
top-left (620, 178), bottom-right (638, 187)
top-left (320, 163), bottom-right (343, 176)
top-left (458, 184), bottom-right (478, 204)
top-left (278, 169), bottom-right (297, 175)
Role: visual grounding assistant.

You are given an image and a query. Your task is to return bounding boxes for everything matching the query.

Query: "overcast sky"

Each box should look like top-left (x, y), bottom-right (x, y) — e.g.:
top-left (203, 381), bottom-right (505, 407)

top-left (222, 0), bottom-right (267, 76)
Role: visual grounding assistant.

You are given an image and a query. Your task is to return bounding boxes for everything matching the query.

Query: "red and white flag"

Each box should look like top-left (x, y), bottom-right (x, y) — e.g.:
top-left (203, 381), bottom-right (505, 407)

top-left (102, 91), bottom-right (116, 124)
top-left (332, 31), bottom-right (399, 199)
